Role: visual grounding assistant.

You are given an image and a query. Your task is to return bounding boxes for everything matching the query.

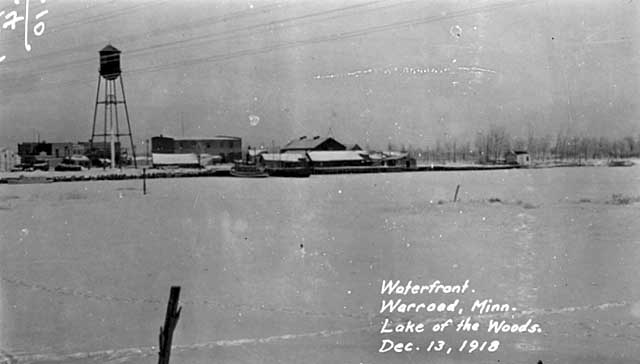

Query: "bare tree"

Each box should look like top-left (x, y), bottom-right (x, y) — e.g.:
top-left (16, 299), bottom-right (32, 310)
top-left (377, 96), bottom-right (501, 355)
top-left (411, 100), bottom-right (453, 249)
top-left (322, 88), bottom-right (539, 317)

top-left (487, 124), bottom-right (510, 162)
top-left (474, 132), bottom-right (488, 163)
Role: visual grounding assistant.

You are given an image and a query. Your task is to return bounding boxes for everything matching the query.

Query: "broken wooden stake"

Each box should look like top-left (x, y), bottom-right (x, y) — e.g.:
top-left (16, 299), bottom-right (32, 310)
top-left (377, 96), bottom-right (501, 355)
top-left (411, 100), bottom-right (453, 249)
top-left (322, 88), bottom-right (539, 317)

top-left (453, 184), bottom-right (461, 202)
top-left (142, 168), bottom-right (147, 195)
top-left (158, 286), bottom-right (181, 364)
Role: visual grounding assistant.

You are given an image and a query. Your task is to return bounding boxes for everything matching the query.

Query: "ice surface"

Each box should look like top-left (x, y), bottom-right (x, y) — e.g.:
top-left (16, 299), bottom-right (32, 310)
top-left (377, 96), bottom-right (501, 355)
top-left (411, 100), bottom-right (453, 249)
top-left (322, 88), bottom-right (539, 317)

top-left (1, 165), bottom-right (639, 364)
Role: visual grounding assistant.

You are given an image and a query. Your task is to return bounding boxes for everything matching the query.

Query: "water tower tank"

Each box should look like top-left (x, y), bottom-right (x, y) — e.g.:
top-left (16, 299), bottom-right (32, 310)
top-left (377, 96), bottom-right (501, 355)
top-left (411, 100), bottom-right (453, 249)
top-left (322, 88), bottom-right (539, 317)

top-left (99, 44), bottom-right (121, 80)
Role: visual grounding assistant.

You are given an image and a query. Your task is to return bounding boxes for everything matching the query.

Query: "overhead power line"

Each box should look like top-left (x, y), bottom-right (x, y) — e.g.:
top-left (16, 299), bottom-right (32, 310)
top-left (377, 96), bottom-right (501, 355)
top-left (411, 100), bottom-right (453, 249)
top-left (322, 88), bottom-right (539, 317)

top-left (125, 0), bottom-right (542, 75)
top-left (1, 0), bottom-right (397, 79)
top-left (1, 0), bottom-right (292, 66)
top-left (2, 0), bottom-right (542, 98)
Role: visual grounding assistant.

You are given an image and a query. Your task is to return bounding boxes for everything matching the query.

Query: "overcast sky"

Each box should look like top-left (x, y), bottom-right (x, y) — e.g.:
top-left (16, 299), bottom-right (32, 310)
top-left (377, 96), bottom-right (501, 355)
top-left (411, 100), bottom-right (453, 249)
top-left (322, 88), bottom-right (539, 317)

top-left (0, 0), bottom-right (638, 151)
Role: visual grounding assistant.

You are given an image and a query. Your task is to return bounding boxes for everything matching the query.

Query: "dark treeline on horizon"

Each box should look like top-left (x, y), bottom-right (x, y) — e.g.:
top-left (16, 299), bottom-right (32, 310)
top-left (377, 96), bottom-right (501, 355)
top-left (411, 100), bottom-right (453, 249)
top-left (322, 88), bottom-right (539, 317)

top-left (384, 125), bottom-right (640, 164)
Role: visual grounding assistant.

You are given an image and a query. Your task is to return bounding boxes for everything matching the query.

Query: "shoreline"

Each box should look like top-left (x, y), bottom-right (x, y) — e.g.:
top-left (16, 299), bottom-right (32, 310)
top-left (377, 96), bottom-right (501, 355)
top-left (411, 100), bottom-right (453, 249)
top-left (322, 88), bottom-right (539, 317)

top-left (0, 160), bottom-right (634, 184)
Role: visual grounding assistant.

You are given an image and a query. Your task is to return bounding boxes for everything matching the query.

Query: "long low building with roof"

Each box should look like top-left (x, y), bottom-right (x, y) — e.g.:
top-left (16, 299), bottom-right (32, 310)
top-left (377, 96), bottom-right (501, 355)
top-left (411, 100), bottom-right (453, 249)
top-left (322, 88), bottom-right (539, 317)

top-left (151, 135), bottom-right (241, 162)
top-left (280, 136), bottom-right (346, 153)
top-left (151, 153), bottom-right (201, 168)
top-left (307, 150), bottom-right (372, 167)
top-left (258, 153), bottom-right (308, 166)
top-left (256, 153), bottom-right (310, 176)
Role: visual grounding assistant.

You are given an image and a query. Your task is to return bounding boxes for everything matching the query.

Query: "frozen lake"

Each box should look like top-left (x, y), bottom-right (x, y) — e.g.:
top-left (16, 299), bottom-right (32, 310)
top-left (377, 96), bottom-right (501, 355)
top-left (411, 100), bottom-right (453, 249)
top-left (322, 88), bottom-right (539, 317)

top-left (1, 165), bottom-right (640, 364)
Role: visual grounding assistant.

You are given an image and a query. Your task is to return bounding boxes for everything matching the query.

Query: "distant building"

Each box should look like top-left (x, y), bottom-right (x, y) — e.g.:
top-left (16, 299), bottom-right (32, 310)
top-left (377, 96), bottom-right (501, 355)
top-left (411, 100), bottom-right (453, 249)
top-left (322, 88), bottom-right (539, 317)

top-left (505, 150), bottom-right (530, 166)
top-left (0, 148), bottom-right (18, 171)
top-left (368, 151), bottom-right (416, 168)
top-left (18, 141), bottom-right (53, 157)
top-left (280, 136), bottom-right (346, 153)
top-left (257, 153), bottom-right (308, 169)
top-left (151, 153), bottom-right (201, 168)
top-left (345, 144), bottom-right (363, 151)
top-left (382, 152), bottom-right (416, 168)
top-left (151, 135), bottom-right (241, 162)
top-left (82, 141), bottom-right (123, 165)
top-left (17, 140), bottom-right (115, 168)
top-left (307, 151), bottom-right (371, 168)
top-left (17, 140), bottom-right (123, 159)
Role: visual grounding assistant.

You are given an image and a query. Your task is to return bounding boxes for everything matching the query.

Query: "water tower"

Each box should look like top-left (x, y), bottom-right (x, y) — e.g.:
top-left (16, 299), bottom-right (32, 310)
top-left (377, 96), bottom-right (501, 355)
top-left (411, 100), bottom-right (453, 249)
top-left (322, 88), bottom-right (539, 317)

top-left (89, 44), bottom-right (137, 168)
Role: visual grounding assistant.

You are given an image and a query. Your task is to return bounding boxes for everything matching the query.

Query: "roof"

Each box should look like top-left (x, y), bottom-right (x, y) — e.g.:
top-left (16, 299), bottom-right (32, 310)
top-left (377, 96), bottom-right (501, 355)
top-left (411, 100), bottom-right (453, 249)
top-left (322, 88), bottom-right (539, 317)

top-left (100, 44), bottom-right (120, 53)
top-left (213, 135), bottom-right (242, 140)
top-left (367, 151), bottom-right (408, 160)
top-left (70, 155), bottom-right (90, 161)
top-left (282, 136), bottom-right (340, 150)
top-left (261, 153), bottom-right (306, 162)
top-left (248, 149), bottom-right (267, 156)
top-left (383, 152), bottom-right (409, 161)
top-left (152, 153), bottom-right (199, 165)
top-left (307, 151), bottom-right (366, 162)
top-left (153, 135), bottom-right (241, 141)
top-left (20, 141), bottom-right (86, 145)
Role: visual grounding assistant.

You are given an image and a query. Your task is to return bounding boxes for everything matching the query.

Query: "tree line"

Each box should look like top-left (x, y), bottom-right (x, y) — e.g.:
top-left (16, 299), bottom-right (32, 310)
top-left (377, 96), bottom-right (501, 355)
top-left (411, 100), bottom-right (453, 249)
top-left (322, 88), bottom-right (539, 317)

top-left (390, 125), bottom-right (640, 163)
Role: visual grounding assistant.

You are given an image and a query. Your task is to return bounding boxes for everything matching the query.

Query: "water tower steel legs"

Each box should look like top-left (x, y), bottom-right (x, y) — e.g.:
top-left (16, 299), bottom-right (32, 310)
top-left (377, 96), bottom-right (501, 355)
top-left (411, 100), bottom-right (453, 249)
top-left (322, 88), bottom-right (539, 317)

top-left (89, 75), bottom-right (137, 168)
top-left (103, 78), bottom-right (108, 165)
top-left (120, 75), bottom-right (137, 168)
top-left (113, 81), bottom-right (120, 148)
top-left (90, 76), bottom-right (101, 148)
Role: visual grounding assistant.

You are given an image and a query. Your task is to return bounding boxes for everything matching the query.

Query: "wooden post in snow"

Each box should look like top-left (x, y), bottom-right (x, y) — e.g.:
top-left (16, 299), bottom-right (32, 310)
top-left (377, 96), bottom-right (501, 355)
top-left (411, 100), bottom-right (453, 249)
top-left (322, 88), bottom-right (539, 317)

top-left (453, 184), bottom-right (461, 202)
top-left (158, 286), bottom-right (181, 364)
top-left (142, 168), bottom-right (147, 195)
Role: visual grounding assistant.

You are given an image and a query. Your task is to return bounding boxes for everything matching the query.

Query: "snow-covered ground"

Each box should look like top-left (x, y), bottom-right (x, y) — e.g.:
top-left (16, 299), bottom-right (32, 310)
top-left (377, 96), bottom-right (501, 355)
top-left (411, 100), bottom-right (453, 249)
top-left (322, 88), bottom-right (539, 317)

top-left (0, 164), bottom-right (233, 180)
top-left (1, 165), bottom-right (639, 364)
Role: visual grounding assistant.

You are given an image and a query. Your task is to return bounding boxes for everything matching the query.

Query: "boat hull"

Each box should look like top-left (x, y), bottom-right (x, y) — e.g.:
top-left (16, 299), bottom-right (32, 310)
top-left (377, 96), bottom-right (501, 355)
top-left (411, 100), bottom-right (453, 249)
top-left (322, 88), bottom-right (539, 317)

top-left (266, 167), bottom-right (311, 178)
top-left (230, 170), bottom-right (269, 178)
top-left (230, 164), bottom-right (269, 178)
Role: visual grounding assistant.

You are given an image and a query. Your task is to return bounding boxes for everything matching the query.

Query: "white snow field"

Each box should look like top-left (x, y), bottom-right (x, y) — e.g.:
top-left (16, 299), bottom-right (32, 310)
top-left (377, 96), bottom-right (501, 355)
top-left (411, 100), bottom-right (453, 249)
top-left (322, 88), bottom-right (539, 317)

top-left (1, 165), bottom-right (639, 364)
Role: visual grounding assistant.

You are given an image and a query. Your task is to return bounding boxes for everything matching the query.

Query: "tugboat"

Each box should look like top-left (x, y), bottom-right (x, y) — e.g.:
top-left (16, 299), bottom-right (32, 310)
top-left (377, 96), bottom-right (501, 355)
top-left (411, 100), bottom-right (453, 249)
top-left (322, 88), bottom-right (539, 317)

top-left (230, 161), bottom-right (269, 178)
top-left (230, 147), bottom-right (269, 177)
top-left (256, 152), bottom-right (311, 178)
